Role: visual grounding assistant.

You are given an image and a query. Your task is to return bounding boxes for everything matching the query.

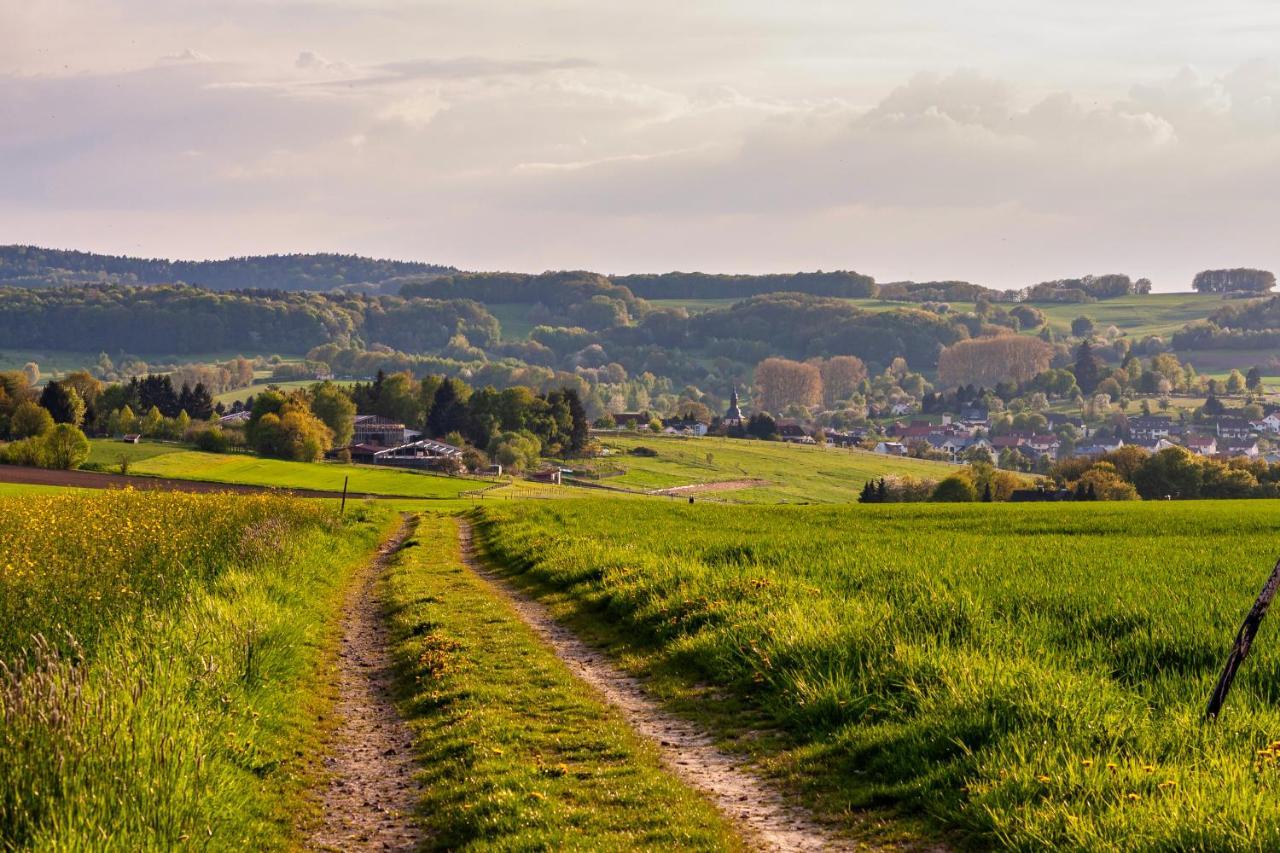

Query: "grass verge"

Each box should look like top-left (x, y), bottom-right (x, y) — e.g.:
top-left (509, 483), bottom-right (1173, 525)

top-left (382, 514), bottom-right (741, 850)
top-left (0, 492), bottom-right (395, 848)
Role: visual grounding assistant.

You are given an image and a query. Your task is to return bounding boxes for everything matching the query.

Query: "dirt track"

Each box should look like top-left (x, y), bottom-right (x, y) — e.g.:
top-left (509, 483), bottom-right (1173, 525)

top-left (309, 517), bottom-right (423, 851)
top-left (456, 519), bottom-right (853, 852)
top-left (0, 465), bottom-right (393, 500)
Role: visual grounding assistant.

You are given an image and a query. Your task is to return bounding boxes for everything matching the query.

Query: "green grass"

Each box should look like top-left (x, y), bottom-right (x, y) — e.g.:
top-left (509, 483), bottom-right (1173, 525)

top-left (211, 379), bottom-right (356, 407)
top-left (382, 514), bottom-right (740, 849)
top-left (0, 483), bottom-right (88, 497)
top-left (84, 437), bottom-right (188, 470)
top-left (1032, 293), bottom-right (1228, 340)
top-left (476, 499), bottom-right (1280, 849)
top-left (580, 434), bottom-right (983, 503)
top-left (121, 448), bottom-right (487, 498)
top-left (0, 490), bottom-right (394, 848)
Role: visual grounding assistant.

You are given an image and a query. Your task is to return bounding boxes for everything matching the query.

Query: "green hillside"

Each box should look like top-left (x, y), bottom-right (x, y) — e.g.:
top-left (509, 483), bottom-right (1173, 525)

top-left (575, 434), bottom-right (985, 503)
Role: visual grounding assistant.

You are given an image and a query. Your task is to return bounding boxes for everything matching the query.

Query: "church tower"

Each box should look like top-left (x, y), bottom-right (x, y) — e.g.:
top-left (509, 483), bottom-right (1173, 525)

top-left (724, 386), bottom-right (744, 425)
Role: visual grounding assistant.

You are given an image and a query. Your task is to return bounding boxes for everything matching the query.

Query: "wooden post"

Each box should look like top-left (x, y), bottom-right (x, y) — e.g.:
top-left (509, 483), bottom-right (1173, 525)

top-left (1206, 556), bottom-right (1280, 721)
top-left (340, 476), bottom-right (349, 516)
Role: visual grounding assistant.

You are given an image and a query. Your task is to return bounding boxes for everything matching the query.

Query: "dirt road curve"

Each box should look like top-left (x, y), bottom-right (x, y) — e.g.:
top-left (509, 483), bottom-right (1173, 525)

top-left (0, 465), bottom-right (388, 500)
top-left (455, 519), bottom-right (854, 852)
top-left (309, 517), bottom-right (424, 851)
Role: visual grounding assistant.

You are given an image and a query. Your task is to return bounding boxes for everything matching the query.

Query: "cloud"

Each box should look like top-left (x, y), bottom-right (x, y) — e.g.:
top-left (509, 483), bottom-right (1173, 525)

top-left (2, 54), bottom-right (1280, 288)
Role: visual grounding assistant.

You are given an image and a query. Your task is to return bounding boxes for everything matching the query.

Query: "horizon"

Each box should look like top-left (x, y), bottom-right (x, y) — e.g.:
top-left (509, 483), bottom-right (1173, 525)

top-left (5, 2), bottom-right (1280, 292)
top-left (0, 242), bottom-right (1224, 295)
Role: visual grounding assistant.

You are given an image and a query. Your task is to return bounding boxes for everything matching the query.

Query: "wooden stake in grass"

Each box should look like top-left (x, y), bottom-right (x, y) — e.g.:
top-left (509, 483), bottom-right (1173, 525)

top-left (340, 476), bottom-right (349, 516)
top-left (1206, 556), bottom-right (1280, 721)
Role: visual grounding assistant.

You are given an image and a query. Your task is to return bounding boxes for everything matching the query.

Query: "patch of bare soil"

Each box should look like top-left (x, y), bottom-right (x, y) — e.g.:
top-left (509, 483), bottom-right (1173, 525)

top-left (648, 478), bottom-right (768, 496)
top-left (455, 520), bottom-right (853, 852)
top-left (308, 517), bottom-right (423, 852)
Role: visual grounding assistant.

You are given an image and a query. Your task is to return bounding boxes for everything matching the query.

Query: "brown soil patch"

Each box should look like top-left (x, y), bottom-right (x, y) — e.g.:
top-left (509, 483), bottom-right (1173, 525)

top-left (648, 478), bottom-right (768, 496)
top-left (456, 520), bottom-right (854, 852)
top-left (307, 517), bottom-right (424, 851)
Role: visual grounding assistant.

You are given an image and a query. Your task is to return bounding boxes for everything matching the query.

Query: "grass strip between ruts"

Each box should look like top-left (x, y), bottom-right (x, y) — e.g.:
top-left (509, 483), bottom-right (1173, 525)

top-left (383, 514), bottom-right (742, 850)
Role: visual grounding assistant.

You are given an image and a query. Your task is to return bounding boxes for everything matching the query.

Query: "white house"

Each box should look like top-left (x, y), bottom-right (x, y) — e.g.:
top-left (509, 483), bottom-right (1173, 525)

top-left (874, 441), bottom-right (907, 457)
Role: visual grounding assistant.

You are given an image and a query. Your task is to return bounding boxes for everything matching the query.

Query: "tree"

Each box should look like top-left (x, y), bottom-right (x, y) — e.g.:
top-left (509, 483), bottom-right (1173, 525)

top-left (754, 358), bottom-right (822, 414)
top-left (1226, 369), bottom-right (1246, 395)
top-left (1009, 305), bottom-right (1045, 329)
top-left (816, 356), bottom-right (868, 408)
top-left (1133, 447), bottom-right (1203, 499)
top-left (311, 381), bottom-right (356, 446)
top-left (39, 382), bottom-right (85, 427)
top-left (1071, 316), bottom-right (1095, 338)
top-left (931, 473), bottom-right (977, 502)
top-left (1247, 366), bottom-right (1264, 391)
top-left (937, 337), bottom-right (1053, 388)
top-left (1192, 268), bottom-right (1275, 293)
top-left (10, 401), bottom-right (54, 439)
top-left (1075, 462), bottom-right (1139, 500)
top-left (42, 424), bottom-right (91, 470)
top-left (1072, 340), bottom-right (1103, 396)
top-left (141, 405), bottom-right (165, 437)
top-left (427, 378), bottom-right (470, 438)
top-left (746, 412), bottom-right (778, 440)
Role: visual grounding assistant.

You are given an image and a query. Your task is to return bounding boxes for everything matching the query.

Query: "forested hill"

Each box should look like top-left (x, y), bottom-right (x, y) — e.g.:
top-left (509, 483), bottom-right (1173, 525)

top-left (0, 246), bottom-right (455, 292)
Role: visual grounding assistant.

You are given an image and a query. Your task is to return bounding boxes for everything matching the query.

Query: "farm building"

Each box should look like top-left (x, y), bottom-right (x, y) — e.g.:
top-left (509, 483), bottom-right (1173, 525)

top-left (329, 438), bottom-right (464, 470)
top-left (352, 415), bottom-right (407, 447)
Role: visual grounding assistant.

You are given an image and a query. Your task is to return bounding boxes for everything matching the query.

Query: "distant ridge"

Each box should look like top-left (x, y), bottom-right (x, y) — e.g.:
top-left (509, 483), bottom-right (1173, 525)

top-left (0, 245), bottom-right (456, 293)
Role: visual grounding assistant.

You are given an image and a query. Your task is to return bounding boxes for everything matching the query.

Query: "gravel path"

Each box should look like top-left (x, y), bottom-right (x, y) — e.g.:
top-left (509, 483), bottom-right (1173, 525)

top-left (308, 517), bottom-right (423, 851)
top-left (456, 519), bottom-right (854, 852)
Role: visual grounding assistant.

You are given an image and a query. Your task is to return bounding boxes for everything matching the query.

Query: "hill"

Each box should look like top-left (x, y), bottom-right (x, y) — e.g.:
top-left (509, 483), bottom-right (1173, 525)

top-left (0, 245), bottom-right (454, 292)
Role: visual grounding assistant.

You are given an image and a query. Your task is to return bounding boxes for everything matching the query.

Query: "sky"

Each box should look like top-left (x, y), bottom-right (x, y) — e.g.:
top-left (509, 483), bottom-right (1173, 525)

top-left (3, 1), bottom-right (1280, 291)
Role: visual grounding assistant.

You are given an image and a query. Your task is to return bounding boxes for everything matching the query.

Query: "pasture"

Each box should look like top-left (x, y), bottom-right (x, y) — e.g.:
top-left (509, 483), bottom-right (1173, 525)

top-left (83, 439), bottom-right (488, 498)
top-left (580, 433), bottom-right (979, 502)
top-left (476, 498), bottom-right (1280, 849)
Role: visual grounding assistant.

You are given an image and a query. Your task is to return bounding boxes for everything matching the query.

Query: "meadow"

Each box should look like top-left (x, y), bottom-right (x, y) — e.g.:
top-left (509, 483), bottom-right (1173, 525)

top-left (579, 433), bottom-right (978, 503)
top-left (84, 439), bottom-right (489, 499)
top-left (475, 498), bottom-right (1280, 849)
top-left (0, 490), bottom-right (392, 848)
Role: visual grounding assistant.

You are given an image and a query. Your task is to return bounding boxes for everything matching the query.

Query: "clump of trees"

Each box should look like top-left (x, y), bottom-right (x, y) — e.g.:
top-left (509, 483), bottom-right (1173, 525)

top-left (1192, 269), bottom-right (1275, 294)
top-left (1052, 445), bottom-right (1280, 500)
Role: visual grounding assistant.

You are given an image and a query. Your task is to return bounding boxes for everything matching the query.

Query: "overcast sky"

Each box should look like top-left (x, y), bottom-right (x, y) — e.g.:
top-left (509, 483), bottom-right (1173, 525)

top-left (3, 1), bottom-right (1280, 291)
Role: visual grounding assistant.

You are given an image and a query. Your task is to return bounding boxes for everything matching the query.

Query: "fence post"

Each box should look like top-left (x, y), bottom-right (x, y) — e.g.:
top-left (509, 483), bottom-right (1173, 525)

top-left (340, 476), bottom-right (349, 516)
top-left (1206, 556), bottom-right (1280, 721)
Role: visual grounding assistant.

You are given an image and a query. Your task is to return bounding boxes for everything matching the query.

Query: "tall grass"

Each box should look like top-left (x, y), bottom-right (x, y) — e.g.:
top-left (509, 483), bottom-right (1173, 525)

top-left (477, 500), bottom-right (1280, 849)
top-left (0, 490), bottom-right (388, 848)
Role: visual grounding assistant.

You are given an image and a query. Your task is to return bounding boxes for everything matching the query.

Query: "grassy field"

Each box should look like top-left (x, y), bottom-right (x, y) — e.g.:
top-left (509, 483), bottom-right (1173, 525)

top-left (1032, 293), bottom-right (1225, 339)
top-left (580, 433), bottom-right (981, 503)
top-left (0, 490), bottom-right (392, 848)
top-left (211, 378), bottom-right (357, 407)
top-left (383, 515), bottom-right (738, 849)
top-left (476, 498), bottom-right (1280, 849)
top-left (486, 302), bottom-right (541, 341)
top-left (81, 439), bottom-right (489, 498)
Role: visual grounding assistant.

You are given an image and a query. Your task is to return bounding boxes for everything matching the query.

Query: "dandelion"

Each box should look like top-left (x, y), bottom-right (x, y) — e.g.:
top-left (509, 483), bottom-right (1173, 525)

top-left (1036, 775), bottom-right (1051, 783)
top-left (1126, 793), bottom-right (1141, 801)
top-left (1081, 759), bottom-right (1093, 768)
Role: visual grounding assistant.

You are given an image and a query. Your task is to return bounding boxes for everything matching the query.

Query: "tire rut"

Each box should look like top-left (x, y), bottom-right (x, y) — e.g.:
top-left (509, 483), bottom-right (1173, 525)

top-left (308, 516), bottom-right (423, 852)
top-left (455, 519), bottom-right (857, 852)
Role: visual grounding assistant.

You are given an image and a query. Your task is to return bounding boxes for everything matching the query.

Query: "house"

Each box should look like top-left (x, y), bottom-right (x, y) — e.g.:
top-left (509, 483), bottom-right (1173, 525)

top-left (889, 401), bottom-right (914, 416)
top-left (777, 422), bottom-right (815, 444)
top-left (1183, 434), bottom-right (1218, 456)
top-left (874, 441), bottom-right (907, 456)
top-left (611, 411), bottom-right (651, 429)
top-left (1259, 413), bottom-right (1280, 434)
top-left (1128, 437), bottom-right (1178, 453)
top-left (218, 411), bottom-right (251, 426)
top-left (1220, 438), bottom-right (1260, 459)
top-left (329, 438), bottom-right (465, 469)
top-left (1025, 434), bottom-right (1062, 458)
top-left (121, 434), bottom-right (141, 444)
top-left (353, 415), bottom-right (407, 447)
top-left (929, 435), bottom-right (993, 463)
top-left (1215, 418), bottom-right (1255, 440)
top-left (662, 416), bottom-right (708, 437)
top-left (1128, 415), bottom-right (1173, 441)
top-left (1074, 439), bottom-right (1125, 458)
